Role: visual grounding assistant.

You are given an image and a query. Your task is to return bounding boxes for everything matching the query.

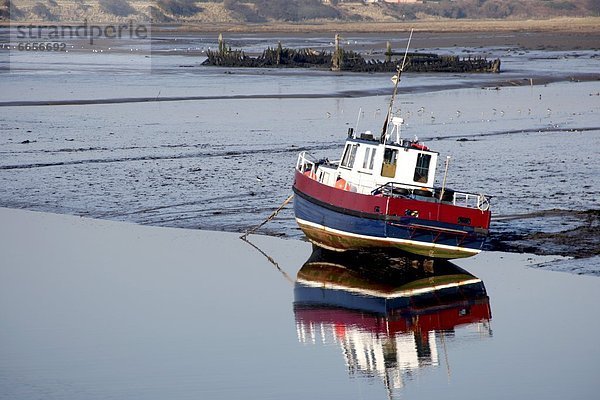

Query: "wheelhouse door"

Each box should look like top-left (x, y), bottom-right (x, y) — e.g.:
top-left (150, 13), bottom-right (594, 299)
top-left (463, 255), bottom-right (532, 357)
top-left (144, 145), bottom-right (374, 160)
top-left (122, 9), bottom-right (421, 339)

top-left (381, 148), bottom-right (398, 178)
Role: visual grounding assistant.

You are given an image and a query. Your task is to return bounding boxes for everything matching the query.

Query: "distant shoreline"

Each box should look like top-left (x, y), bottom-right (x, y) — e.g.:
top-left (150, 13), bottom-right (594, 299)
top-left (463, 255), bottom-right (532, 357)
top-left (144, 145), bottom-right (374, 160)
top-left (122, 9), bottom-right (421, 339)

top-left (160, 20), bottom-right (600, 51)
top-left (6, 17), bottom-right (598, 50)
top-left (163, 17), bottom-right (600, 34)
top-left (163, 17), bottom-right (600, 51)
top-left (3, 16), bottom-right (600, 34)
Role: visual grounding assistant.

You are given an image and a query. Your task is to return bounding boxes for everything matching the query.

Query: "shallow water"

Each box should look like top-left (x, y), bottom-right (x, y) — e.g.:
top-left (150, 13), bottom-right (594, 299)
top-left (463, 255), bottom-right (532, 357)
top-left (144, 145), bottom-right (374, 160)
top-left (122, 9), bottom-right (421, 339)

top-left (1, 35), bottom-right (599, 271)
top-left (1, 209), bottom-right (598, 399)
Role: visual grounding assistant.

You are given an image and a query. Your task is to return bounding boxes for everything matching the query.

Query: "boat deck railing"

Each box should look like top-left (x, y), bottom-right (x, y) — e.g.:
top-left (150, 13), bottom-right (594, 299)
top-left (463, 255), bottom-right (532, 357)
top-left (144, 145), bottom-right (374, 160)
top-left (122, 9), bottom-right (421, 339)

top-left (372, 182), bottom-right (490, 211)
top-left (454, 192), bottom-right (490, 211)
top-left (297, 151), bottom-right (340, 172)
top-left (296, 151), bottom-right (316, 174)
top-left (297, 152), bottom-right (490, 211)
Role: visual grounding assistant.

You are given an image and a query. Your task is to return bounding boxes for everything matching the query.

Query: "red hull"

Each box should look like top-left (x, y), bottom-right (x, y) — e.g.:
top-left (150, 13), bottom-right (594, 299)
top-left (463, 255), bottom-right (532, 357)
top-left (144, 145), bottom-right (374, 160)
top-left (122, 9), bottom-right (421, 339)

top-left (294, 170), bottom-right (491, 231)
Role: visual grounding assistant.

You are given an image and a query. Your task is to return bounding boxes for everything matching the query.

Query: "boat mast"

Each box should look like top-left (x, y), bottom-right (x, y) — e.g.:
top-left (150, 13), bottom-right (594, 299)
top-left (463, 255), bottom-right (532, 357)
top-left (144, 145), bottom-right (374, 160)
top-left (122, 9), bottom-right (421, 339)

top-left (380, 29), bottom-right (414, 144)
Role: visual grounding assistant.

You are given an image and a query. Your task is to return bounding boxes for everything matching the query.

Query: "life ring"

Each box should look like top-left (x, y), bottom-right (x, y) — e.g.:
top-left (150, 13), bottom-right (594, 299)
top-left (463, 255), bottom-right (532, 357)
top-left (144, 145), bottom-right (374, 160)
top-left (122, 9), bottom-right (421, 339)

top-left (478, 195), bottom-right (490, 211)
top-left (435, 188), bottom-right (455, 202)
top-left (411, 143), bottom-right (429, 151)
top-left (413, 188), bottom-right (433, 197)
top-left (335, 178), bottom-right (348, 190)
top-left (392, 187), bottom-right (410, 196)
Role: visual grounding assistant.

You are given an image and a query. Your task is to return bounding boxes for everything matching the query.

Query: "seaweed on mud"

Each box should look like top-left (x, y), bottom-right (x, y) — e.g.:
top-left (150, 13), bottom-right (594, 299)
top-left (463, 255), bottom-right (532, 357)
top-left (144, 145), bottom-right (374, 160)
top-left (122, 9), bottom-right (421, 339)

top-left (487, 209), bottom-right (600, 258)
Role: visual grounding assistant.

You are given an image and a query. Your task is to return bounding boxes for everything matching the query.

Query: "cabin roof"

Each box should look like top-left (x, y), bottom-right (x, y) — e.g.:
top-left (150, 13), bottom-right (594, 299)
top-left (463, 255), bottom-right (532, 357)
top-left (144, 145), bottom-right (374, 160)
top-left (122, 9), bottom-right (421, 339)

top-left (345, 137), bottom-right (439, 155)
top-left (345, 136), bottom-right (378, 145)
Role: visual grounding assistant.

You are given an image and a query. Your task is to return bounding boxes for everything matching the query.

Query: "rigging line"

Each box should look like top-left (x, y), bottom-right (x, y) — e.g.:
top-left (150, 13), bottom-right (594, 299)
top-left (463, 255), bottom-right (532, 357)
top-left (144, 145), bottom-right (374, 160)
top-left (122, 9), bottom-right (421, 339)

top-left (240, 236), bottom-right (295, 285)
top-left (240, 193), bottom-right (294, 239)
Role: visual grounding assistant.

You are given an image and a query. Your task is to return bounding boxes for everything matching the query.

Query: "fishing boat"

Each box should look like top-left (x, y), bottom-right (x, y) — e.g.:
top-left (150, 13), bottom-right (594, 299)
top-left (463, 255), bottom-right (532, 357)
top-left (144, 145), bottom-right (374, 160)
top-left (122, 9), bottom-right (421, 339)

top-left (293, 34), bottom-right (491, 259)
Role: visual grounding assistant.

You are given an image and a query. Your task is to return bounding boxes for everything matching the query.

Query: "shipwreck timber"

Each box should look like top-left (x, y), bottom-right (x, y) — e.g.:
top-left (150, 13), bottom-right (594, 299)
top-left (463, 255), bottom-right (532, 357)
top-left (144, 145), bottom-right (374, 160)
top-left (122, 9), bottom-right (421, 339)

top-left (202, 35), bottom-right (501, 73)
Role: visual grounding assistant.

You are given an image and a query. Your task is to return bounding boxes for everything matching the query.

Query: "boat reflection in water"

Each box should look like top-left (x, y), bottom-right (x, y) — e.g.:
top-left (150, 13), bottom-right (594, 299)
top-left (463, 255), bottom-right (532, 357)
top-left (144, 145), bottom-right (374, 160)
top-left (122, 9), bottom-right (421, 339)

top-left (294, 248), bottom-right (492, 395)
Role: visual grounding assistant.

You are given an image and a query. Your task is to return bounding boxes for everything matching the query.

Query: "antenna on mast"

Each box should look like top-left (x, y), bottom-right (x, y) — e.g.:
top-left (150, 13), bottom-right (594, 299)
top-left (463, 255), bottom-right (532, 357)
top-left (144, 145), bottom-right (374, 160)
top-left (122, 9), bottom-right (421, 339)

top-left (355, 107), bottom-right (362, 133)
top-left (380, 29), bottom-right (414, 144)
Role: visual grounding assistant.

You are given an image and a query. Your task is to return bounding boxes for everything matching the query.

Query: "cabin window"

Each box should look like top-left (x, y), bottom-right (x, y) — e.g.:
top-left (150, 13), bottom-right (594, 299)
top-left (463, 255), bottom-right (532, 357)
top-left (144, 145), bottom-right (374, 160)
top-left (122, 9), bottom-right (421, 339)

top-left (341, 144), bottom-right (351, 167)
top-left (341, 144), bottom-right (358, 168)
top-left (362, 148), bottom-right (371, 169)
top-left (369, 149), bottom-right (376, 170)
top-left (413, 153), bottom-right (431, 183)
top-left (362, 147), bottom-right (376, 170)
top-left (381, 148), bottom-right (398, 178)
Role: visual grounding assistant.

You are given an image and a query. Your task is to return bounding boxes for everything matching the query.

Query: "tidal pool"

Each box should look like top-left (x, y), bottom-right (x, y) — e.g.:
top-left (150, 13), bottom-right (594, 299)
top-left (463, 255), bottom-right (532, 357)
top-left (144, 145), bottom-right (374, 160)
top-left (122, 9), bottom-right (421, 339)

top-left (1, 208), bottom-right (598, 399)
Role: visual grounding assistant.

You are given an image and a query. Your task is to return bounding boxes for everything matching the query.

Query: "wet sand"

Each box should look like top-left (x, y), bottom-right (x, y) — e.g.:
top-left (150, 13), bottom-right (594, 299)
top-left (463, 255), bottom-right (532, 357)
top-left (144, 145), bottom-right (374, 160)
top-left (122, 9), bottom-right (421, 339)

top-left (489, 209), bottom-right (600, 260)
top-left (1, 207), bottom-right (598, 399)
top-left (162, 18), bottom-right (600, 50)
top-left (2, 71), bottom-right (599, 108)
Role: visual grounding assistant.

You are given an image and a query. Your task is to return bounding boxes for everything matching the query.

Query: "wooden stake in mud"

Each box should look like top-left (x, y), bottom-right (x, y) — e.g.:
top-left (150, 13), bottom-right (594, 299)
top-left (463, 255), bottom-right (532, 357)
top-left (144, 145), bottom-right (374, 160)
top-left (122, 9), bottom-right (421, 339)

top-left (332, 33), bottom-right (342, 72)
top-left (240, 194), bottom-right (295, 240)
top-left (385, 41), bottom-right (392, 63)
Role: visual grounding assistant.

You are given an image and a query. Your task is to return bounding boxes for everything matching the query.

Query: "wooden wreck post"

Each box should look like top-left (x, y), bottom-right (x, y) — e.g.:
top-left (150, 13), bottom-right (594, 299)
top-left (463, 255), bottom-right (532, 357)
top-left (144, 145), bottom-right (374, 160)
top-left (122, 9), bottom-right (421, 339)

top-left (332, 33), bottom-right (342, 71)
top-left (276, 41), bottom-right (282, 65)
top-left (218, 33), bottom-right (223, 54)
top-left (385, 41), bottom-right (392, 63)
top-left (492, 58), bottom-right (501, 73)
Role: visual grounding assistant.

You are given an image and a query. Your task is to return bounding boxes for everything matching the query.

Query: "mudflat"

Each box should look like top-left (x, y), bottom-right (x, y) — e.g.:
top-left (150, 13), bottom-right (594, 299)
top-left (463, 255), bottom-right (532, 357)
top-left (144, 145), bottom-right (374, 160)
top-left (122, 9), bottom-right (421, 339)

top-left (161, 17), bottom-right (600, 50)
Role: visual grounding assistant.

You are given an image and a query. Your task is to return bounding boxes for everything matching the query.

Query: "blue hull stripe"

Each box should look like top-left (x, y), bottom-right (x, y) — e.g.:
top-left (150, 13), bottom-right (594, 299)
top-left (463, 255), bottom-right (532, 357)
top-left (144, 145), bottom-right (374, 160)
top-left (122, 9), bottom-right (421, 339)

top-left (294, 193), bottom-right (485, 252)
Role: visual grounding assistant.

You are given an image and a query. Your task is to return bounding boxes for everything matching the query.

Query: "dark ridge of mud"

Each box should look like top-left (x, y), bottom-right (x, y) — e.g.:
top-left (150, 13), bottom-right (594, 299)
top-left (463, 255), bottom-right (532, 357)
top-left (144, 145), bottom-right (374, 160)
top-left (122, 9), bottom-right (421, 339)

top-left (0, 143), bottom-right (213, 156)
top-left (0, 143), bottom-right (339, 170)
top-left (0, 86), bottom-right (452, 107)
top-left (429, 126), bottom-right (600, 142)
top-left (1, 72), bottom-right (597, 108)
top-left (487, 209), bottom-right (600, 259)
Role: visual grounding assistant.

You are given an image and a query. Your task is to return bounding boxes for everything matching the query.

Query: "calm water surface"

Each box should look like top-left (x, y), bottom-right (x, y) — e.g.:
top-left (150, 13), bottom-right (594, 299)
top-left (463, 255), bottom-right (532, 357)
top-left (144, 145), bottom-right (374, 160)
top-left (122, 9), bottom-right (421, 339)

top-left (1, 209), bottom-right (598, 399)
